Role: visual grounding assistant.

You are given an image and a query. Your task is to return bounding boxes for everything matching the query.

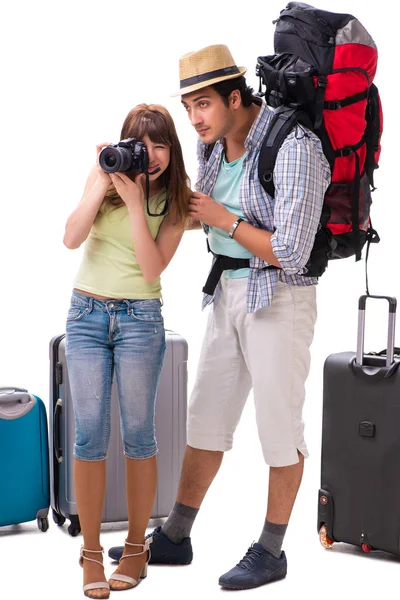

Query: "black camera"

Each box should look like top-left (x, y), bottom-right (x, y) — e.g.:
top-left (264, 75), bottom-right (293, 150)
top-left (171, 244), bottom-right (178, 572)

top-left (99, 138), bottom-right (149, 174)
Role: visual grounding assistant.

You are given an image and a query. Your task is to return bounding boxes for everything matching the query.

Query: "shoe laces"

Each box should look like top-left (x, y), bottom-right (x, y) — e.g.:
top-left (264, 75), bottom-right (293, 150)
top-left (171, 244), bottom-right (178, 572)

top-left (146, 527), bottom-right (160, 542)
top-left (236, 544), bottom-right (264, 570)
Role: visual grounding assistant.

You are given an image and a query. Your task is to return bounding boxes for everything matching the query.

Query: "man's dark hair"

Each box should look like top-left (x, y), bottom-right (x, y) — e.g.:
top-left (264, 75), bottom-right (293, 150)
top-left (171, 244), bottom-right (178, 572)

top-left (211, 76), bottom-right (256, 108)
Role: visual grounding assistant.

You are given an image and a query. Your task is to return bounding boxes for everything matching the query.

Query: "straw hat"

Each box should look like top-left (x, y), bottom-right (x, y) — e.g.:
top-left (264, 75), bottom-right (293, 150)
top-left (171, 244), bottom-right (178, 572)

top-left (173, 44), bottom-right (247, 96)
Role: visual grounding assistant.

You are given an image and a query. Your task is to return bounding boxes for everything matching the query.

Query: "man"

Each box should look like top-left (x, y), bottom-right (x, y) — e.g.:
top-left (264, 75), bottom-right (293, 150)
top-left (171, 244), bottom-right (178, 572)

top-left (109, 44), bottom-right (330, 590)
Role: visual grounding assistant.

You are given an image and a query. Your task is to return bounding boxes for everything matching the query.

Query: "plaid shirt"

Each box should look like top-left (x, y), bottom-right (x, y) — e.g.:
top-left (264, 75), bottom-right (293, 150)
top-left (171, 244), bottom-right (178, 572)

top-left (196, 101), bottom-right (331, 313)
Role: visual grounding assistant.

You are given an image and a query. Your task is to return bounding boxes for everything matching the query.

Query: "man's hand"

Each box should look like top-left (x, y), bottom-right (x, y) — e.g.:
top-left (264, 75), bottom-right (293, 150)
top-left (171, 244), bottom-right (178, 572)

top-left (188, 192), bottom-right (236, 231)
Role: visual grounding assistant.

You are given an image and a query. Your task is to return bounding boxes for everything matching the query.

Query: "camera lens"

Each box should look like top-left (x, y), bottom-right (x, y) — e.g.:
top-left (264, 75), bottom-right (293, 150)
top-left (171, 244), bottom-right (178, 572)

top-left (99, 141), bottom-right (144, 173)
top-left (99, 146), bottom-right (124, 173)
top-left (104, 152), bottom-right (117, 168)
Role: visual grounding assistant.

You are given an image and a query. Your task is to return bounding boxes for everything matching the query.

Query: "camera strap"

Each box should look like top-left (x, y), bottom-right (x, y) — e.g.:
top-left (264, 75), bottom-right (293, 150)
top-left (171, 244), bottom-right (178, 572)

top-left (145, 171), bottom-right (169, 217)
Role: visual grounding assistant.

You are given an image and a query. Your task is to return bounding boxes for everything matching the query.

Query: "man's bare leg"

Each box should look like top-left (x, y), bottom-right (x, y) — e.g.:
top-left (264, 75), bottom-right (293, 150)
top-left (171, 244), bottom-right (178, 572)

top-left (161, 445), bottom-right (223, 542)
top-left (256, 451), bottom-right (304, 558)
top-left (177, 445), bottom-right (224, 507)
top-left (266, 451), bottom-right (304, 524)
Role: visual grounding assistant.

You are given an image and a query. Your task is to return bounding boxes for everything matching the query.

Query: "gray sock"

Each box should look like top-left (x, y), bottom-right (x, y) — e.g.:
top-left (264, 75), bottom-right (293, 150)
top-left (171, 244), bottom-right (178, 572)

top-left (258, 519), bottom-right (287, 558)
top-left (162, 502), bottom-right (199, 543)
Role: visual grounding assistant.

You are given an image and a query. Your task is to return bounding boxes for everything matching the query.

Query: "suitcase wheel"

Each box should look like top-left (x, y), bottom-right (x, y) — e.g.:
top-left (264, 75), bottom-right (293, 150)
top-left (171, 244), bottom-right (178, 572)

top-left (319, 524), bottom-right (334, 549)
top-left (361, 543), bottom-right (372, 553)
top-left (52, 510), bottom-right (66, 527)
top-left (68, 523), bottom-right (81, 537)
top-left (37, 516), bottom-right (49, 532)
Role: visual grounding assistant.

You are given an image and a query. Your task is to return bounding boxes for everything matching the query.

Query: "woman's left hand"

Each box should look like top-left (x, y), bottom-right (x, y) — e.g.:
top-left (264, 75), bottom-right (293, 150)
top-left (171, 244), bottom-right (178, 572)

top-left (189, 191), bottom-right (235, 231)
top-left (109, 172), bottom-right (145, 211)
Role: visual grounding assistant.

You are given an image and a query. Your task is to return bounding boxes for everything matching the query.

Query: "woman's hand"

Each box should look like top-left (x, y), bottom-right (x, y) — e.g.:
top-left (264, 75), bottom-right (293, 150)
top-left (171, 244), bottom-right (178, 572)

top-left (95, 142), bottom-right (112, 185)
top-left (109, 172), bottom-right (145, 212)
top-left (189, 191), bottom-right (236, 231)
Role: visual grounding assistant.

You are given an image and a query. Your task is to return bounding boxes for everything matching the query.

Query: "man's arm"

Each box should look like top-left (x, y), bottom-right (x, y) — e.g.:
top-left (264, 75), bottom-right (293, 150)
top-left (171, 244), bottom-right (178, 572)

top-left (268, 130), bottom-right (331, 274)
top-left (188, 130), bottom-right (330, 271)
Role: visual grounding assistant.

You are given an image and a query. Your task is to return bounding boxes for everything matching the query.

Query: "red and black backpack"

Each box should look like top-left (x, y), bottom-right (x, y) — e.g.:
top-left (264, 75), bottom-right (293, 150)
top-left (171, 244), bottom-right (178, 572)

top-left (256, 1), bottom-right (382, 278)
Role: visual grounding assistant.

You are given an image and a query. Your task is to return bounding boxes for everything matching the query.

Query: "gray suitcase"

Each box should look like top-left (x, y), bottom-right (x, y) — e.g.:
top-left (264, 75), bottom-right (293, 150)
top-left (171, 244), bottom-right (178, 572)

top-left (49, 331), bottom-right (187, 536)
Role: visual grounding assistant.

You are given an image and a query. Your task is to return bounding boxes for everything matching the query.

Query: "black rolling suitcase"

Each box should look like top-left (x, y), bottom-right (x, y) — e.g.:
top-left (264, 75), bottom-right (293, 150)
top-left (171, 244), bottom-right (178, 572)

top-left (318, 294), bottom-right (400, 556)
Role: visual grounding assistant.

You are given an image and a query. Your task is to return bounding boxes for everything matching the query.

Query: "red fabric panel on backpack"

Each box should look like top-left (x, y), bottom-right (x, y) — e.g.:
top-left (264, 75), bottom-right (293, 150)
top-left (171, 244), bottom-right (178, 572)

top-left (324, 71), bottom-right (369, 101)
top-left (332, 146), bottom-right (367, 182)
top-left (323, 43), bottom-right (378, 184)
top-left (329, 224), bottom-right (353, 235)
top-left (324, 99), bottom-right (368, 148)
top-left (329, 220), bottom-right (370, 235)
top-left (333, 44), bottom-right (377, 82)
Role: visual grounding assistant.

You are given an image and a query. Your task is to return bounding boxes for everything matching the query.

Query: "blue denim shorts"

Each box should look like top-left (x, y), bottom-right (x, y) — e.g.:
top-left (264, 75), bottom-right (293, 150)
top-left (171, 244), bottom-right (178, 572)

top-left (65, 291), bottom-right (166, 461)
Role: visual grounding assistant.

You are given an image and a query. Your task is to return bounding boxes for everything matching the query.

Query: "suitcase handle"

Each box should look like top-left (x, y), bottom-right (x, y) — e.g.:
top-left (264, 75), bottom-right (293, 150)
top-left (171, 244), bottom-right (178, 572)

top-left (0, 389), bottom-right (37, 419)
top-left (356, 295), bottom-right (397, 368)
top-left (0, 386), bottom-right (28, 395)
top-left (54, 399), bottom-right (63, 463)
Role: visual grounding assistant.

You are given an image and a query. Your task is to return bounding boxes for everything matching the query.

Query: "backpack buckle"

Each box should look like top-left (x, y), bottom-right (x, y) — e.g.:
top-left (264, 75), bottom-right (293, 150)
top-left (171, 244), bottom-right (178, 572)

top-left (262, 171), bottom-right (273, 183)
top-left (326, 100), bottom-right (341, 110)
top-left (336, 147), bottom-right (353, 158)
top-left (318, 75), bottom-right (328, 88)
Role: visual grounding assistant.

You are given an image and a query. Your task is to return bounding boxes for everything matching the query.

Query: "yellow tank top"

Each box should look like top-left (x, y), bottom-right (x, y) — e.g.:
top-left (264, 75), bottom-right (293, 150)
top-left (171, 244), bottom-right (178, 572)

top-left (74, 189), bottom-right (167, 299)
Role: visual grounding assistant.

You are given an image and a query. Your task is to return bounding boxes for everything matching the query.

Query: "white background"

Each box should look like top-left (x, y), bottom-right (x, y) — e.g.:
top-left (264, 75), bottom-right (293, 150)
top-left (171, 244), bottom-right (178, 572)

top-left (1, 1), bottom-right (400, 599)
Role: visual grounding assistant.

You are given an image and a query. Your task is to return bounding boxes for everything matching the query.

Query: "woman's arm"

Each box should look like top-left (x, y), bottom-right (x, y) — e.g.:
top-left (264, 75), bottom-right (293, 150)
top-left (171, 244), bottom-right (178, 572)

top-left (128, 209), bottom-right (183, 282)
top-left (109, 172), bottom-right (184, 282)
top-left (185, 217), bottom-right (202, 230)
top-left (63, 144), bottom-right (111, 249)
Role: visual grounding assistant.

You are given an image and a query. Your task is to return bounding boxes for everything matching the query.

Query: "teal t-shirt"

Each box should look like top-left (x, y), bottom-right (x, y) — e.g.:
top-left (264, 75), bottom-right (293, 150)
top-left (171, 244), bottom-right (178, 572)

top-left (208, 151), bottom-right (251, 278)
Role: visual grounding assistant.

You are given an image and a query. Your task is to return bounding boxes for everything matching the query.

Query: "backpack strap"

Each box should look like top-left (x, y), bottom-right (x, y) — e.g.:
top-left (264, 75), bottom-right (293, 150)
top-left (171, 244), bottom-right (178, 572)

top-left (204, 143), bottom-right (216, 162)
top-left (364, 224), bottom-right (380, 296)
top-left (315, 76), bottom-right (328, 130)
top-left (202, 239), bottom-right (250, 295)
top-left (334, 138), bottom-right (366, 262)
top-left (364, 84), bottom-right (381, 191)
top-left (258, 106), bottom-right (312, 198)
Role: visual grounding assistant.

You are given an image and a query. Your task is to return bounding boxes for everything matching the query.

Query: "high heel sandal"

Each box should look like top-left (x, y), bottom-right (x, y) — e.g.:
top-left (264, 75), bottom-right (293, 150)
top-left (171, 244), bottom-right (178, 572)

top-left (108, 537), bottom-right (152, 591)
top-left (79, 546), bottom-right (110, 598)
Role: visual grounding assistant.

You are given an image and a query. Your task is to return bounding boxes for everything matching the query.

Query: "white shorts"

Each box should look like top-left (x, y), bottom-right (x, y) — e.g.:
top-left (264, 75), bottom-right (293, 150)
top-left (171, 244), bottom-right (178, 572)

top-left (187, 277), bottom-right (317, 467)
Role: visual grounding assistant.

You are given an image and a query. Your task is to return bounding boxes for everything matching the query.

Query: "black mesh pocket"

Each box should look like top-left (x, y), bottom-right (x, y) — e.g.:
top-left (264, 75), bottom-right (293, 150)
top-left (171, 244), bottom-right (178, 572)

top-left (325, 174), bottom-right (372, 231)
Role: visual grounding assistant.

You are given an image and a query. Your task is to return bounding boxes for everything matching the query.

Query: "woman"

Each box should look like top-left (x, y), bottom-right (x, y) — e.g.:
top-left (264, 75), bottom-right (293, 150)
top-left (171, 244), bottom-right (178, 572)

top-left (63, 104), bottom-right (190, 598)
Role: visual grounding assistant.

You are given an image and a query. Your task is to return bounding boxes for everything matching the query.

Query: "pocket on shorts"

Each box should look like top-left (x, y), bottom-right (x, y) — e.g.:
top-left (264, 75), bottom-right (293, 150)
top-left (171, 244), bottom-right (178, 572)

top-left (130, 299), bottom-right (163, 323)
top-left (67, 294), bottom-right (92, 322)
top-left (272, 281), bottom-right (295, 307)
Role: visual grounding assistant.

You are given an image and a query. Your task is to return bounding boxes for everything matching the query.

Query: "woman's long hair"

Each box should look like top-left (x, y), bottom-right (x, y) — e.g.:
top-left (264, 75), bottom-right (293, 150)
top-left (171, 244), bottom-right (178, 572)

top-left (104, 104), bottom-right (190, 227)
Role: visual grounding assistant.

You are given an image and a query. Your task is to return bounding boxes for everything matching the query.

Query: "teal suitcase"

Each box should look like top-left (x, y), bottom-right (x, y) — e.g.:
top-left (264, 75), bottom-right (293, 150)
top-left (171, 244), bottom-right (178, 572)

top-left (0, 388), bottom-right (50, 531)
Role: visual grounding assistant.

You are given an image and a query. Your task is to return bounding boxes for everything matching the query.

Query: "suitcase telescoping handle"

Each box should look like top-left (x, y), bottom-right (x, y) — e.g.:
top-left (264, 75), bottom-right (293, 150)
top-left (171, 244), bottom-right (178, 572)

top-left (54, 399), bottom-right (63, 463)
top-left (0, 387), bottom-right (37, 419)
top-left (356, 295), bottom-right (397, 368)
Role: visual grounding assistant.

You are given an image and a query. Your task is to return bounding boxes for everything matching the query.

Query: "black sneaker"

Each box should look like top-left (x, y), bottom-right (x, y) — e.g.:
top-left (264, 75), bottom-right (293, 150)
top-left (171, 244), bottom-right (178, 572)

top-left (108, 526), bottom-right (193, 565)
top-left (218, 542), bottom-right (287, 590)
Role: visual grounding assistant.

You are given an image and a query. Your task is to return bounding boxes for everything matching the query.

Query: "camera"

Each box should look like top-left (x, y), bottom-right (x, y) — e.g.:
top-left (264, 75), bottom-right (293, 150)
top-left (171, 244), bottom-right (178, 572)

top-left (99, 138), bottom-right (148, 174)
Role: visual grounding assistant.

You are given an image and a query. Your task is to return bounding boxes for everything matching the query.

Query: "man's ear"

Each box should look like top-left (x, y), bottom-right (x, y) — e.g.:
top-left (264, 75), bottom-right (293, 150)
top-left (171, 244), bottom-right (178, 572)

top-left (229, 89), bottom-right (242, 109)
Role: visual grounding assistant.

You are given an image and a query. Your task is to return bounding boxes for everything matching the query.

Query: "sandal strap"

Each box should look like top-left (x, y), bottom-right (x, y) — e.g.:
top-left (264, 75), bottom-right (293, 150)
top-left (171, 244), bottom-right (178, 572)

top-left (79, 546), bottom-right (105, 568)
top-left (124, 538), bottom-right (151, 550)
top-left (108, 573), bottom-right (138, 586)
top-left (119, 538), bottom-right (151, 562)
top-left (83, 582), bottom-right (110, 592)
top-left (81, 546), bottom-right (104, 554)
